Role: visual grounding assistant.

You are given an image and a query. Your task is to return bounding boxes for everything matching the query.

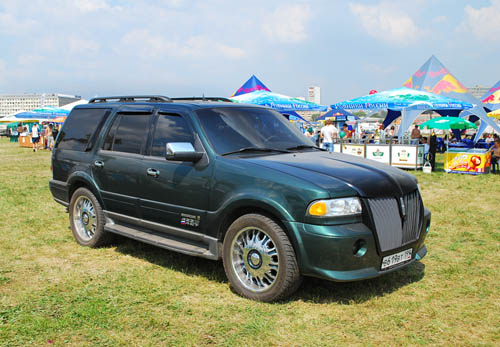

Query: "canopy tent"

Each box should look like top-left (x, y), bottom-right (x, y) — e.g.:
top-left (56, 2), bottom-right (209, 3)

top-left (32, 106), bottom-right (70, 115)
top-left (231, 75), bottom-right (271, 97)
top-left (488, 109), bottom-right (500, 119)
top-left (481, 80), bottom-right (500, 112)
top-left (60, 99), bottom-right (88, 111)
top-left (404, 55), bottom-right (500, 140)
top-left (316, 108), bottom-right (359, 122)
top-left (279, 110), bottom-right (311, 124)
top-left (0, 110), bottom-right (63, 123)
top-left (231, 90), bottom-right (327, 112)
top-left (332, 87), bottom-right (473, 138)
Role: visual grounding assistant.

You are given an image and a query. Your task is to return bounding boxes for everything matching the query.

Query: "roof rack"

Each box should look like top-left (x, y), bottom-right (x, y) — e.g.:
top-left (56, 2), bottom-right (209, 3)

top-left (171, 97), bottom-right (233, 103)
top-left (88, 95), bottom-right (172, 103)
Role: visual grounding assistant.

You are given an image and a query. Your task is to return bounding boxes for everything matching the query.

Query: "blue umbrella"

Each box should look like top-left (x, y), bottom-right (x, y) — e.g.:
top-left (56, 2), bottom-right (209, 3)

top-left (317, 108), bottom-right (359, 121)
top-left (231, 90), bottom-right (327, 112)
top-left (232, 75), bottom-right (271, 97)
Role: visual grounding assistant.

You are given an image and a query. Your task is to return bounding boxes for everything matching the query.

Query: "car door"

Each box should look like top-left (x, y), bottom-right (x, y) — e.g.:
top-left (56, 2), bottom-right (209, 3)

top-left (139, 111), bottom-right (213, 233)
top-left (92, 107), bottom-right (154, 219)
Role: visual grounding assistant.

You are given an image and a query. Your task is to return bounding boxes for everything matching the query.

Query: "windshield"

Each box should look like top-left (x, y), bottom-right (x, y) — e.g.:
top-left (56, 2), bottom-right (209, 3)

top-left (195, 107), bottom-right (315, 155)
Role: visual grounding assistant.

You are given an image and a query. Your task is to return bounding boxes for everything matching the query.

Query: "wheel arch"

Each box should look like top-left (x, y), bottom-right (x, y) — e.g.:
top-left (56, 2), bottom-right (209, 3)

top-left (67, 172), bottom-right (104, 207)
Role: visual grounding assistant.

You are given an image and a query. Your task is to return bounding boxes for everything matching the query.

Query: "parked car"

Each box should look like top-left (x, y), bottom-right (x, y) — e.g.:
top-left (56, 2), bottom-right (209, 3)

top-left (50, 95), bottom-right (431, 302)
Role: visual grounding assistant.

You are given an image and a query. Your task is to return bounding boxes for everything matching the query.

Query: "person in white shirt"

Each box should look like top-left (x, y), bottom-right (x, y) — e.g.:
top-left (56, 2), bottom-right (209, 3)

top-left (31, 123), bottom-right (40, 152)
top-left (320, 120), bottom-right (338, 152)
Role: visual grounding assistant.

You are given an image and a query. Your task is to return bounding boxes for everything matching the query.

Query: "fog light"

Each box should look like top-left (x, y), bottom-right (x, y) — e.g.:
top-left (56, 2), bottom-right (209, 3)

top-left (353, 239), bottom-right (367, 257)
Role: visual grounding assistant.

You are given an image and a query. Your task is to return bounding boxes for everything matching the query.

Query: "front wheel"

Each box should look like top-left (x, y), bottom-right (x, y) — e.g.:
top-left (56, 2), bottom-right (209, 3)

top-left (222, 214), bottom-right (302, 302)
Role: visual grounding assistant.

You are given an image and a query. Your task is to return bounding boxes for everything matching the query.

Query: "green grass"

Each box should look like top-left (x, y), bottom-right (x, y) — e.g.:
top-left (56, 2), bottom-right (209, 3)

top-left (0, 138), bottom-right (499, 346)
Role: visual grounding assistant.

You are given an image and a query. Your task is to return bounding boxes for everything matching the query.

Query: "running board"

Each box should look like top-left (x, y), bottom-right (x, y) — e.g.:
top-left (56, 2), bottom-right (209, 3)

top-left (103, 213), bottom-right (220, 260)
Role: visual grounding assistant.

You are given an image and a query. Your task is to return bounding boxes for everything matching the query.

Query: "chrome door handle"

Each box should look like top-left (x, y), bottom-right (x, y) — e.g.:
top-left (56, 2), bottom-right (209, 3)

top-left (147, 168), bottom-right (160, 177)
top-left (94, 160), bottom-right (104, 168)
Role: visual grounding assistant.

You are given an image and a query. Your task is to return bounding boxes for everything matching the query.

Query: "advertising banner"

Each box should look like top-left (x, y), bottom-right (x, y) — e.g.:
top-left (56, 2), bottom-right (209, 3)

top-left (333, 143), bottom-right (341, 153)
top-left (366, 145), bottom-right (390, 165)
top-left (445, 151), bottom-right (491, 174)
top-left (391, 145), bottom-right (424, 168)
top-left (342, 144), bottom-right (365, 157)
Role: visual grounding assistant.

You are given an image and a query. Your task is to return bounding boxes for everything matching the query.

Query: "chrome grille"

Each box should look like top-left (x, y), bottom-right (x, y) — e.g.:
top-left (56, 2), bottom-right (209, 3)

top-left (368, 191), bottom-right (423, 252)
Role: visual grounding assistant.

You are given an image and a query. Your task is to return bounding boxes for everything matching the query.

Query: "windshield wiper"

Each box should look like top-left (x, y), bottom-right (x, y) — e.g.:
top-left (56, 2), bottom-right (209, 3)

top-left (286, 145), bottom-right (325, 151)
top-left (221, 147), bottom-right (291, 156)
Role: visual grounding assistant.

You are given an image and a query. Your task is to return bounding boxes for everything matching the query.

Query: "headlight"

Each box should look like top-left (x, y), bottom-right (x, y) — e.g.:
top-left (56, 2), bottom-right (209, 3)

top-left (307, 197), bottom-right (362, 217)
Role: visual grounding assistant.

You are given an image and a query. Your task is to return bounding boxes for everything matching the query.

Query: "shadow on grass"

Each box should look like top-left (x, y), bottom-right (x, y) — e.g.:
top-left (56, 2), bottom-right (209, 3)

top-left (291, 262), bottom-right (425, 304)
top-left (114, 237), bottom-right (426, 304)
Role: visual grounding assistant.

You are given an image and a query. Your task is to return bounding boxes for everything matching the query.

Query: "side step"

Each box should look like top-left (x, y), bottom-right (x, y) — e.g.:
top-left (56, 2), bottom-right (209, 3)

top-left (104, 222), bottom-right (219, 260)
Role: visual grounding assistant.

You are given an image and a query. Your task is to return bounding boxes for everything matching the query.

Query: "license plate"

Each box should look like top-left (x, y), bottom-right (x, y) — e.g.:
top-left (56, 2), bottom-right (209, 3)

top-left (381, 249), bottom-right (412, 270)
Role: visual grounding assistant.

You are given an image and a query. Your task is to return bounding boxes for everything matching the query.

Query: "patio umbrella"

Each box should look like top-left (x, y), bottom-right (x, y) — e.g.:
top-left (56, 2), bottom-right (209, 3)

top-left (231, 90), bottom-right (327, 112)
top-left (420, 117), bottom-right (477, 130)
top-left (33, 106), bottom-right (70, 115)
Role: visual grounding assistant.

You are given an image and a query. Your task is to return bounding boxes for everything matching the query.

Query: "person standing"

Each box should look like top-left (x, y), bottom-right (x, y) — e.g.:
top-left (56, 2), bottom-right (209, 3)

top-left (488, 139), bottom-right (500, 173)
top-left (31, 123), bottom-right (40, 152)
top-left (410, 125), bottom-right (421, 144)
top-left (46, 124), bottom-right (54, 150)
top-left (320, 120), bottom-right (337, 152)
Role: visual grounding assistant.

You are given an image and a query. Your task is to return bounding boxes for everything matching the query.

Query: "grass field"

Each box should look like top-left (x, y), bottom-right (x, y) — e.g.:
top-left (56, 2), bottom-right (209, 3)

top-left (0, 138), bottom-right (498, 346)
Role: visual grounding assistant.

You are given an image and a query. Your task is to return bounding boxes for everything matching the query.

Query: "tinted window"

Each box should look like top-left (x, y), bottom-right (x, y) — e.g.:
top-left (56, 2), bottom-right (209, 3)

top-left (57, 108), bottom-right (110, 151)
top-left (195, 107), bottom-right (313, 154)
top-left (112, 114), bottom-right (152, 154)
top-left (151, 114), bottom-right (193, 157)
top-left (102, 115), bottom-right (120, 151)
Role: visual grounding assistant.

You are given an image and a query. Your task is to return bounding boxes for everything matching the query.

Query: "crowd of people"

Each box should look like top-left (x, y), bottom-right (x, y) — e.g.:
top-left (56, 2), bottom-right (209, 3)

top-left (8, 122), bottom-right (59, 152)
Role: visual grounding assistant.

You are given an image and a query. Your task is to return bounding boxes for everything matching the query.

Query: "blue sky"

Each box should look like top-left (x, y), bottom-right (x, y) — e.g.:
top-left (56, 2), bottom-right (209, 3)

top-left (0, 0), bottom-right (499, 104)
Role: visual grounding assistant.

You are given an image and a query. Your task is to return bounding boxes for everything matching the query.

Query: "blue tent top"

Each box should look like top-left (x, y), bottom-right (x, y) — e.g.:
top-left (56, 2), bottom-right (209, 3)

top-left (231, 90), bottom-right (327, 112)
top-left (332, 87), bottom-right (473, 111)
top-left (481, 80), bottom-right (500, 112)
top-left (317, 108), bottom-right (359, 122)
top-left (280, 110), bottom-right (311, 124)
top-left (232, 75), bottom-right (271, 97)
top-left (14, 111), bottom-right (61, 119)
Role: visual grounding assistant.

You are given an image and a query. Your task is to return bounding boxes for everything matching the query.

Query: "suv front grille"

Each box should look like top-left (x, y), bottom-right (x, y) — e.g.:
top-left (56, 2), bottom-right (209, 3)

top-left (367, 190), bottom-right (423, 252)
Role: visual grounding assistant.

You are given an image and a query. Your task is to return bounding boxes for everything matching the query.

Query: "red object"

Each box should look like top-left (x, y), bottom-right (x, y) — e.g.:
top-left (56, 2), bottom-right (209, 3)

top-left (369, 90), bottom-right (378, 94)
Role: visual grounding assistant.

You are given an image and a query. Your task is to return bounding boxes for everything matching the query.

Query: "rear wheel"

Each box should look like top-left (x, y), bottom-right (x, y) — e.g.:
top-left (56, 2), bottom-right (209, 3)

top-left (69, 187), bottom-right (112, 247)
top-left (223, 214), bottom-right (302, 302)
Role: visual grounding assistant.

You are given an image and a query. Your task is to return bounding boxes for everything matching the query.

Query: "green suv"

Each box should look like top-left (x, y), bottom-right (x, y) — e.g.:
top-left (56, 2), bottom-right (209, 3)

top-left (49, 95), bottom-right (430, 302)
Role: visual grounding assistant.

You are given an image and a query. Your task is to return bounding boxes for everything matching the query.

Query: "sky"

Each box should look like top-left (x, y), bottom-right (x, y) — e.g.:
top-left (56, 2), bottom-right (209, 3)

top-left (1, 0), bottom-right (499, 104)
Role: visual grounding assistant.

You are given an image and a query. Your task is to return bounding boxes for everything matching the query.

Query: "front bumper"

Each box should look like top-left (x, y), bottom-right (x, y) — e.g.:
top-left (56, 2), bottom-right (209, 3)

top-left (283, 208), bottom-right (431, 282)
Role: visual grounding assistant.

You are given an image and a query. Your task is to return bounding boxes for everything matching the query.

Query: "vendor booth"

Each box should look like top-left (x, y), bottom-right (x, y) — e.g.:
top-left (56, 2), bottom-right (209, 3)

top-left (445, 148), bottom-right (491, 174)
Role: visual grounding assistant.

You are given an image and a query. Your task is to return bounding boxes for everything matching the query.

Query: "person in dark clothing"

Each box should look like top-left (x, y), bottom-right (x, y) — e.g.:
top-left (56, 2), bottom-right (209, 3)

top-left (429, 132), bottom-right (437, 171)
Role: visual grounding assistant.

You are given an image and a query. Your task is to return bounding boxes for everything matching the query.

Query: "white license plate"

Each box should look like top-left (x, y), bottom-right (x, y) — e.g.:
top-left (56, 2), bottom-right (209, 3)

top-left (381, 249), bottom-right (412, 270)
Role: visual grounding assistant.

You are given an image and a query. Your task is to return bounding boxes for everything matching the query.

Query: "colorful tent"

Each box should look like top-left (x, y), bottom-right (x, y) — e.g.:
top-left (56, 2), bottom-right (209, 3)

top-left (404, 55), bottom-right (500, 140)
top-left (231, 90), bottom-right (327, 112)
top-left (32, 106), bottom-right (70, 115)
top-left (481, 80), bottom-right (500, 112)
top-left (316, 108), bottom-right (359, 122)
top-left (333, 87), bottom-right (472, 111)
top-left (231, 75), bottom-right (271, 97)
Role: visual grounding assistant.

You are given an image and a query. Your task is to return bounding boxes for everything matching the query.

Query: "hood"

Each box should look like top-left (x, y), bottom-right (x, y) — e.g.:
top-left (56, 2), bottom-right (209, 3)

top-left (246, 151), bottom-right (417, 198)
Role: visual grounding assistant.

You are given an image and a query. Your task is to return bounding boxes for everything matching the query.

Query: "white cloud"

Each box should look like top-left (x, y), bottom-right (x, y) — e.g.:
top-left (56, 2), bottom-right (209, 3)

top-left (432, 15), bottom-right (448, 24)
top-left (263, 4), bottom-right (312, 43)
top-left (73, 0), bottom-right (109, 13)
top-left (461, 0), bottom-right (500, 41)
top-left (119, 29), bottom-right (246, 60)
top-left (349, 1), bottom-right (423, 44)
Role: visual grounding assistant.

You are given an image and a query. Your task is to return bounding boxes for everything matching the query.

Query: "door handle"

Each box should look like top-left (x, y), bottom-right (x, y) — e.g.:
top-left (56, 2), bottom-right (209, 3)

top-left (94, 160), bottom-right (104, 168)
top-left (147, 168), bottom-right (160, 177)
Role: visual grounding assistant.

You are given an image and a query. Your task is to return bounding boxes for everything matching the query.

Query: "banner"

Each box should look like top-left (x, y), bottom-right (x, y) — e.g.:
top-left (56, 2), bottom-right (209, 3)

top-left (445, 151), bottom-right (491, 174)
top-left (391, 145), bottom-right (424, 168)
top-left (366, 145), bottom-right (390, 165)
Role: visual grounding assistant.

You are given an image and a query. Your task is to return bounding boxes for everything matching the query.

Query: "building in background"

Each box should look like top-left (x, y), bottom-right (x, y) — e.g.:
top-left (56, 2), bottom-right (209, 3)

top-left (467, 85), bottom-right (488, 100)
top-left (0, 93), bottom-right (81, 117)
top-left (307, 86), bottom-right (321, 105)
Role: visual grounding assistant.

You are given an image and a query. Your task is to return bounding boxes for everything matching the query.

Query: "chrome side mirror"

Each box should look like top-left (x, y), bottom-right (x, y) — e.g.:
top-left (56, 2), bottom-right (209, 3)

top-left (166, 142), bottom-right (203, 162)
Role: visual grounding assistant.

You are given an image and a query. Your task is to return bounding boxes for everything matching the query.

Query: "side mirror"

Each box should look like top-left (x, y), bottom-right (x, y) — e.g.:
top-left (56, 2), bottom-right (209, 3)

top-left (166, 142), bottom-right (203, 162)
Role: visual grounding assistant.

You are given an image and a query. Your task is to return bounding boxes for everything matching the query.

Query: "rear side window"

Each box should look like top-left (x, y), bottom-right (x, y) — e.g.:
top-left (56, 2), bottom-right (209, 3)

top-left (151, 114), bottom-right (193, 157)
top-left (105, 114), bottom-right (152, 154)
top-left (57, 108), bottom-right (110, 151)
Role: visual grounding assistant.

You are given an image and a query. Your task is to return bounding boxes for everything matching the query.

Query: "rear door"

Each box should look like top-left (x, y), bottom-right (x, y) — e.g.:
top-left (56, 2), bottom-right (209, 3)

top-left (139, 111), bottom-right (213, 233)
top-left (92, 106), bottom-right (154, 218)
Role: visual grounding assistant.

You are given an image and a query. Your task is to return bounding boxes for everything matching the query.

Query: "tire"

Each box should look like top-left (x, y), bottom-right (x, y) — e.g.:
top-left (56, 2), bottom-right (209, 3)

top-left (69, 187), bottom-right (113, 247)
top-left (222, 214), bottom-right (302, 302)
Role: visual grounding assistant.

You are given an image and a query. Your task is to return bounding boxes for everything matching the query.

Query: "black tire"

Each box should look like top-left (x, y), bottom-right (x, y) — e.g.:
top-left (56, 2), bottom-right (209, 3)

top-left (222, 214), bottom-right (302, 302)
top-left (69, 187), bottom-right (113, 247)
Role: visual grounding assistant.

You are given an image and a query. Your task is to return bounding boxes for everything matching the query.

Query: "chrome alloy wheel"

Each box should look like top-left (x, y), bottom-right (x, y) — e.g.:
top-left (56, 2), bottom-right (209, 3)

top-left (73, 196), bottom-right (97, 242)
top-left (230, 227), bottom-right (280, 292)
